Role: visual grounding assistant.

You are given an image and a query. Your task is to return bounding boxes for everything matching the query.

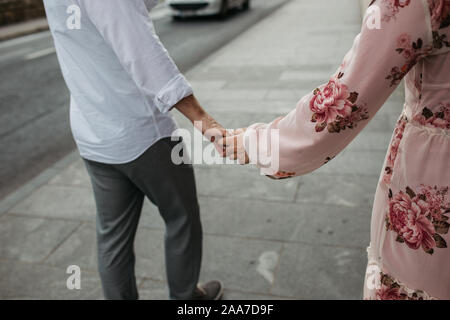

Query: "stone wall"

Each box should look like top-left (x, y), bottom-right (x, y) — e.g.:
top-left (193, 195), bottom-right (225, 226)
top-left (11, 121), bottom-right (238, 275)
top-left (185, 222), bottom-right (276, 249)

top-left (0, 0), bottom-right (46, 26)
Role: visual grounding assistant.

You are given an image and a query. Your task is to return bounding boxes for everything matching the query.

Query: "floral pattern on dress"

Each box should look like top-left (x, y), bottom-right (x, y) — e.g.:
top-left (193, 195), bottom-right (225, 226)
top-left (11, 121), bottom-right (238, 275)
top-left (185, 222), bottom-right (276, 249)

top-left (386, 185), bottom-right (450, 255)
top-left (386, 35), bottom-right (433, 87)
top-left (429, 1), bottom-right (450, 50)
top-left (383, 117), bottom-right (407, 184)
top-left (324, 156), bottom-right (335, 164)
top-left (413, 104), bottom-right (450, 129)
top-left (432, 30), bottom-right (450, 49)
top-left (377, 0), bottom-right (412, 22)
top-left (428, 0), bottom-right (450, 30)
top-left (375, 272), bottom-right (436, 300)
top-left (310, 74), bottom-right (369, 133)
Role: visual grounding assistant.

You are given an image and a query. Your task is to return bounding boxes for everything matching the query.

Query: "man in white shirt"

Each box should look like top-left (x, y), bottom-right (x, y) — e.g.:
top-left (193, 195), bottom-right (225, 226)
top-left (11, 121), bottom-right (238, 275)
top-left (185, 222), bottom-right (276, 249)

top-left (43, 0), bottom-right (224, 299)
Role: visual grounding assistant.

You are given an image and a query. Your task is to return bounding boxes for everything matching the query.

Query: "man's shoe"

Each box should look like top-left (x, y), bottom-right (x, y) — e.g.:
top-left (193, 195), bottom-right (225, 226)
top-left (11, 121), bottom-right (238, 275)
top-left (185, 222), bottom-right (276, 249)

top-left (193, 280), bottom-right (224, 300)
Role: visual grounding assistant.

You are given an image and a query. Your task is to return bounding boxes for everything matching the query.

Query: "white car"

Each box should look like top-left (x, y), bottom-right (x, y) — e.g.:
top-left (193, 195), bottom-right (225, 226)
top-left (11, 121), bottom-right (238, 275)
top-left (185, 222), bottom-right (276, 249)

top-left (167, 0), bottom-right (250, 19)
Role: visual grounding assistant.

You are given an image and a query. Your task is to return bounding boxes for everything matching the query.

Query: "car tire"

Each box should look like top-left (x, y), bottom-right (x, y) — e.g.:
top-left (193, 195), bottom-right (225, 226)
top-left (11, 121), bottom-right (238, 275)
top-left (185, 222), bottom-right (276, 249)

top-left (172, 15), bottom-right (183, 21)
top-left (218, 0), bottom-right (229, 19)
top-left (242, 0), bottom-right (250, 11)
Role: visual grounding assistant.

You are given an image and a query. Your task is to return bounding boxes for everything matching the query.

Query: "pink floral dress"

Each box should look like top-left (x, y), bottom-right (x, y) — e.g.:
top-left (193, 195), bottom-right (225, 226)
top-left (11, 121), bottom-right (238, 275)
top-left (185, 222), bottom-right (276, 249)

top-left (244, 0), bottom-right (450, 299)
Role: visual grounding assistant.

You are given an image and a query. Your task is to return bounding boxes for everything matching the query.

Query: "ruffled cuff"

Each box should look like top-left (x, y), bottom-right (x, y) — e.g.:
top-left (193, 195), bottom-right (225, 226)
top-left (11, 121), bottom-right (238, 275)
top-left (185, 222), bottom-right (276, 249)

top-left (243, 122), bottom-right (279, 176)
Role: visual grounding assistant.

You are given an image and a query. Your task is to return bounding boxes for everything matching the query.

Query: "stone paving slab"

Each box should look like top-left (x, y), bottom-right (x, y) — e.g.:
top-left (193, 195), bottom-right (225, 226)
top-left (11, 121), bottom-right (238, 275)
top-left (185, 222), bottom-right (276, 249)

top-left (270, 243), bottom-right (366, 300)
top-left (0, 215), bottom-right (80, 263)
top-left (8, 185), bottom-right (96, 222)
top-left (0, 259), bottom-right (103, 300)
top-left (295, 172), bottom-right (379, 208)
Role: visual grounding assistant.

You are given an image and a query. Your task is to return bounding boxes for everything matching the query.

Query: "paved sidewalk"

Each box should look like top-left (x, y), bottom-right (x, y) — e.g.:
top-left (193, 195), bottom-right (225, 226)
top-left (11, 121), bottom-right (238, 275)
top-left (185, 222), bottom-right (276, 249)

top-left (0, 0), bottom-right (404, 299)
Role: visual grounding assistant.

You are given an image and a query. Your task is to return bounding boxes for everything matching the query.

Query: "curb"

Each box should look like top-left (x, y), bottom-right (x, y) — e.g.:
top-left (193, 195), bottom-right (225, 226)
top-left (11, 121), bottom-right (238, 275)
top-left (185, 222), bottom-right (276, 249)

top-left (0, 18), bottom-right (49, 42)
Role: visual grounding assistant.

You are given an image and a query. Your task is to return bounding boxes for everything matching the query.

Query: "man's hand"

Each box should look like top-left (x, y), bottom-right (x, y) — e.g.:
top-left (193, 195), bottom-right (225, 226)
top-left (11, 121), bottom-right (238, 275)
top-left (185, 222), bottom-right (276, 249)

top-left (174, 94), bottom-right (226, 151)
top-left (218, 128), bottom-right (249, 164)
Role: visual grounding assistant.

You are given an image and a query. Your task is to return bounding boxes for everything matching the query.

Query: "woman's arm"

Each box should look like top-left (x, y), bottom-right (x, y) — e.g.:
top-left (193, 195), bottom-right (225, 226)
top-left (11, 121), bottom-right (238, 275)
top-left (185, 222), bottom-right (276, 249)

top-left (222, 0), bottom-right (435, 177)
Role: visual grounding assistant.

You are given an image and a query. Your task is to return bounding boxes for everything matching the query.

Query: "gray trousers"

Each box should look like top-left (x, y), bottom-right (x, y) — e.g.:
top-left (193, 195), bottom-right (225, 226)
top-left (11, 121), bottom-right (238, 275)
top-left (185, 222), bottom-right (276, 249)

top-left (83, 138), bottom-right (202, 300)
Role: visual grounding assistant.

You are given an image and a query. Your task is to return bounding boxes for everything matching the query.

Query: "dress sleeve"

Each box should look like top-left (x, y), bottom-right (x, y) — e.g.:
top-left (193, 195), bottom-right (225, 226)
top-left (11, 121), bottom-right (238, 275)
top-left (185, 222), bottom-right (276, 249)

top-left (78, 0), bottom-right (193, 114)
top-left (243, 0), bottom-right (434, 178)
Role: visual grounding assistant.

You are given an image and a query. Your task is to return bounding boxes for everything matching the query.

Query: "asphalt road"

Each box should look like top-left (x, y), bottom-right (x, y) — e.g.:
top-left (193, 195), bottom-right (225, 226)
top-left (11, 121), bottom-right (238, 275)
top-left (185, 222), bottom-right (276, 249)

top-left (0, 0), bottom-right (289, 200)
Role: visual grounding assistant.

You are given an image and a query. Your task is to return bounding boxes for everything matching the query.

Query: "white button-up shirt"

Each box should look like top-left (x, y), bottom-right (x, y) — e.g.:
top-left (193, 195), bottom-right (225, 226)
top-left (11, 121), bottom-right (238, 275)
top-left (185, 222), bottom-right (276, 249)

top-left (44, 0), bottom-right (193, 163)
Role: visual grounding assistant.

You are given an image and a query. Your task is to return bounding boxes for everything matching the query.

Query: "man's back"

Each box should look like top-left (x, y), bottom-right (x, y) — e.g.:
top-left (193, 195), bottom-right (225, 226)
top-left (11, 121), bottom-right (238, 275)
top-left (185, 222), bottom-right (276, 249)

top-left (44, 0), bottom-right (192, 164)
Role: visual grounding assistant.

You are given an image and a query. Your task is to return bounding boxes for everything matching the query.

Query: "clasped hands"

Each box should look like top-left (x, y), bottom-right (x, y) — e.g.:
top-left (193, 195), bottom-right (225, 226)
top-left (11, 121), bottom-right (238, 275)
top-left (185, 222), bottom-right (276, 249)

top-left (195, 113), bottom-right (248, 164)
top-left (210, 126), bottom-right (249, 165)
top-left (175, 94), bottom-right (249, 164)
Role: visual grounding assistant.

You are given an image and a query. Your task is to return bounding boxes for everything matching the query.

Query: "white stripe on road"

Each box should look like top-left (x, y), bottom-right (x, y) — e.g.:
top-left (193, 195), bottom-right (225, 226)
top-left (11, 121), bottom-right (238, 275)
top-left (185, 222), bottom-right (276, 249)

top-left (0, 47), bottom-right (32, 63)
top-left (25, 47), bottom-right (56, 60)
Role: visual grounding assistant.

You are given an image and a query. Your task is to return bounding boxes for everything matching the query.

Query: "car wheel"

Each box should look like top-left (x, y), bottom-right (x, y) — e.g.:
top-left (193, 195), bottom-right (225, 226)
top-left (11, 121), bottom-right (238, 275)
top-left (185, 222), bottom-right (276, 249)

top-left (218, 0), bottom-right (229, 19)
top-left (242, 0), bottom-right (250, 11)
top-left (172, 15), bottom-right (183, 21)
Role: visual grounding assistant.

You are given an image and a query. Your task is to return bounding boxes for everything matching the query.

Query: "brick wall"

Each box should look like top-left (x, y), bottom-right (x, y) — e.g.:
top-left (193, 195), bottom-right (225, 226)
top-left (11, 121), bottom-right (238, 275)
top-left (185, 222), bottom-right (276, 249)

top-left (0, 0), bottom-right (46, 26)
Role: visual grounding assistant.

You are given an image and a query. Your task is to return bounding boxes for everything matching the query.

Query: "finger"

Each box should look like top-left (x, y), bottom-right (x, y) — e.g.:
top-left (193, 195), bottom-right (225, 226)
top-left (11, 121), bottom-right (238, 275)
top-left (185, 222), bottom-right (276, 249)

top-left (204, 127), bottom-right (226, 143)
top-left (235, 150), bottom-right (244, 164)
top-left (234, 128), bottom-right (245, 135)
top-left (241, 152), bottom-right (250, 165)
top-left (217, 135), bottom-right (234, 147)
top-left (225, 144), bottom-right (237, 157)
top-left (223, 136), bottom-right (239, 157)
top-left (213, 142), bottom-right (227, 157)
top-left (245, 153), bottom-right (250, 164)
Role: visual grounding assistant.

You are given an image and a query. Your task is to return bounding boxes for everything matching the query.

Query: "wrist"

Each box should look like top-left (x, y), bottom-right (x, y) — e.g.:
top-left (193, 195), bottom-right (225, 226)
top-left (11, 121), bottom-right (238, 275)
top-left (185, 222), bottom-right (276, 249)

top-left (175, 94), bottom-right (206, 123)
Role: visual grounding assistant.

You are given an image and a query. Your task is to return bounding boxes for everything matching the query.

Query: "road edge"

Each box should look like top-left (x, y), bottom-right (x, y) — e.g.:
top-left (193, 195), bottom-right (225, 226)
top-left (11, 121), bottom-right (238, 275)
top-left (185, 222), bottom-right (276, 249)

top-left (0, 18), bottom-right (49, 42)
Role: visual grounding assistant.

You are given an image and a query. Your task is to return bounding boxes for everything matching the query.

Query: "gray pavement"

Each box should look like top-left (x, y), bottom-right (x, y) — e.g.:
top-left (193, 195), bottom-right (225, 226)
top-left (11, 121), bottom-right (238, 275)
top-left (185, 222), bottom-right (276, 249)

top-left (0, 0), bottom-right (404, 299)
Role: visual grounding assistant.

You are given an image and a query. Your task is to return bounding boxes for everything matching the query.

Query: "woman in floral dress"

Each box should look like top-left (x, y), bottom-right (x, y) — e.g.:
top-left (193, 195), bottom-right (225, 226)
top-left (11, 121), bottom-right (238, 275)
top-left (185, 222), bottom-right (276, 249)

top-left (222, 0), bottom-right (450, 299)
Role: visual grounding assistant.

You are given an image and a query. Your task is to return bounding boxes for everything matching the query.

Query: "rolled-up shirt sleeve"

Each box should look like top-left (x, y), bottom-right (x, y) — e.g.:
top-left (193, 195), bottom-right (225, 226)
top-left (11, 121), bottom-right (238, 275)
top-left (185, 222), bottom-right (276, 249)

top-left (78, 0), bottom-right (192, 113)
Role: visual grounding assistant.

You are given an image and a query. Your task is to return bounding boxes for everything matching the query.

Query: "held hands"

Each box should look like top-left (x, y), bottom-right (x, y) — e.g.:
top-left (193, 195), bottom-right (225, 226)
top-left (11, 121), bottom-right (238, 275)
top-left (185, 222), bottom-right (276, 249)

top-left (176, 95), bottom-right (294, 179)
top-left (174, 94), bottom-right (250, 160)
top-left (218, 126), bottom-right (296, 180)
top-left (217, 128), bottom-right (249, 165)
top-left (174, 94), bottom-right (226, 153)
top-left (193, 112), bottom-right (227, 154)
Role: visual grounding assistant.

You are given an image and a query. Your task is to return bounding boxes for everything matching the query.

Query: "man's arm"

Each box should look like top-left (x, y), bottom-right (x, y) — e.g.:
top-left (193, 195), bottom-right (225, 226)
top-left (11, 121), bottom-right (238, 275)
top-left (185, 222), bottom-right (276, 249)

top-left (79, 0), bottom-right (225, 139)
top-left (174, 94), bottom-right (226, 143)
